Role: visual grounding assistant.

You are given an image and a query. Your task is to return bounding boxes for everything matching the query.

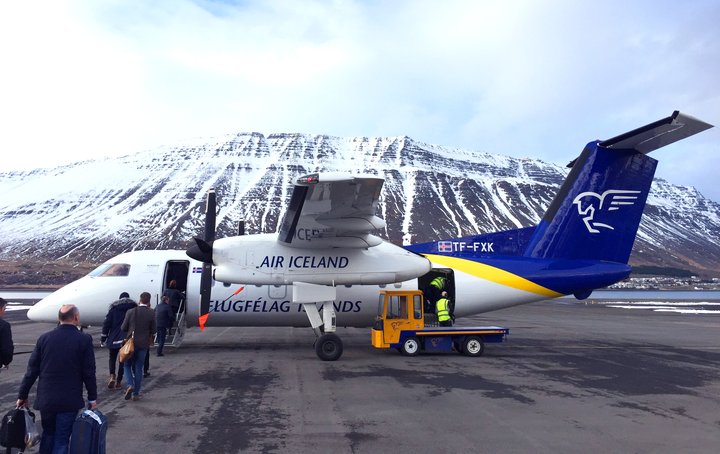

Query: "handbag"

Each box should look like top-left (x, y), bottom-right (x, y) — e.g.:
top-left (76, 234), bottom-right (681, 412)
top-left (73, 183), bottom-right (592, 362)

top-left (118, 336), bottom-right (134, 363)
top-left (118, 308), bottom-right (137, 363)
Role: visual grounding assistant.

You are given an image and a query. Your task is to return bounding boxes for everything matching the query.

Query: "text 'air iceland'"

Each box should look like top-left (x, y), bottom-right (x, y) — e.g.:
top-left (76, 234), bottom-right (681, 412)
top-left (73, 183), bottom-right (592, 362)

top-left (259, 255), bottom-right (349, 269)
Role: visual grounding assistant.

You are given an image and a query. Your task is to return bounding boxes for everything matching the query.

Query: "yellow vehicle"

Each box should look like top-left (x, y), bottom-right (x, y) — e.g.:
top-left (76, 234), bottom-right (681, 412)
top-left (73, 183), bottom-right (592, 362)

top-left (371, 290), bottom-right (509, 356)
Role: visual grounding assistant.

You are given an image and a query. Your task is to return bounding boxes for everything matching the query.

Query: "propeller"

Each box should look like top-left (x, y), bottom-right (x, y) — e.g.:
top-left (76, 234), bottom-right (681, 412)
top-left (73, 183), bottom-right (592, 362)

top-left (186, 189), bottom-right (216, 330)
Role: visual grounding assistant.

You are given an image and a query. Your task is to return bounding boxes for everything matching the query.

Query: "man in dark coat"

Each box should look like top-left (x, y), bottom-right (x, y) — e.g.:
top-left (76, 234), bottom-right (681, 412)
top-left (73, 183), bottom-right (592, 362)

top-left (101, 292), bottom-right (137, 389)
top-left (17, 304), bottom-right (97, 454)
top-left (155, 295), bottom-right (175, 356)
top-left (0, 297), bottom-right (13, 372)
top-left (121, 291), bottom-right (156, 401)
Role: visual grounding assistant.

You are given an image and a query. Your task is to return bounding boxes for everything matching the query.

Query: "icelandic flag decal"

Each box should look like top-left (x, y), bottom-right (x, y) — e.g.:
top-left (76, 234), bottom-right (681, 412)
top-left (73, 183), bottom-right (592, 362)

top-left (437, 241), bottom-right (453, 253)
top-left (192, 267), bottom-right (203, 273)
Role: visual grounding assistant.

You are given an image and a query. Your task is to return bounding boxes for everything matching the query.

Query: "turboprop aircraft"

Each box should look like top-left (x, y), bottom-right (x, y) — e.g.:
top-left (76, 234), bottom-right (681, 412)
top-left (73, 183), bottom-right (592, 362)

top-left (27, 111), bottom-right (713, 360)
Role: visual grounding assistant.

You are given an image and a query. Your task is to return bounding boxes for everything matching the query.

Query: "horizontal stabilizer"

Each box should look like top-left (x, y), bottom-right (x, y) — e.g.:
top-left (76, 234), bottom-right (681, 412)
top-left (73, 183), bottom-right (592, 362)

top-left (600, 111), bottom-right (713, 153)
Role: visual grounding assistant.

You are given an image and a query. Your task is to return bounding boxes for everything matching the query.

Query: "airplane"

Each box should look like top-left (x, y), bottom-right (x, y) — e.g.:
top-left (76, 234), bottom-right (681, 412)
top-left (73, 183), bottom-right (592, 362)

top-left (27, 111), bottom-right (713, 360)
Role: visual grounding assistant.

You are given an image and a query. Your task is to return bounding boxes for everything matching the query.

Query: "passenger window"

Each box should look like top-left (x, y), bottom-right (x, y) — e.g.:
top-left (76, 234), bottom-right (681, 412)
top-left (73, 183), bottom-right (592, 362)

top-left (99, 264), bottom-right (130, 277)
top-left (398, 296), bottom-right (408, 319)
top-left (88, 263), bottom-right (112, 277)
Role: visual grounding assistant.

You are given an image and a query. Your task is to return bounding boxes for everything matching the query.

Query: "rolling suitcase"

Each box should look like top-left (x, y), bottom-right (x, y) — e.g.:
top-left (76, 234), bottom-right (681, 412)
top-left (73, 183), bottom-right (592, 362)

top-left (69, 409), bottom-right (107, 454)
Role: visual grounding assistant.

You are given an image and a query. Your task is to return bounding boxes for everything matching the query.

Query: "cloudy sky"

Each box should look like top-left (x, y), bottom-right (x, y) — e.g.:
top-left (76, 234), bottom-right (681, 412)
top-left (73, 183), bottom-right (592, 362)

top-left (1, 0), bottom-right (718, 199)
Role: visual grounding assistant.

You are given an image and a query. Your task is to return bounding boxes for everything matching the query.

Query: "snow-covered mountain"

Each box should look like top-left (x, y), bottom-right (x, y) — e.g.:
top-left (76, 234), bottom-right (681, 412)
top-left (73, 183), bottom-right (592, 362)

top-left (1, 133), bottom-right (720, 276)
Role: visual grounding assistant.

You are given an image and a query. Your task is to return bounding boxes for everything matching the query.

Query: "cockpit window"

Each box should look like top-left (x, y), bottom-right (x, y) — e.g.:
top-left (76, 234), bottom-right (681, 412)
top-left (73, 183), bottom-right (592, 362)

top-left (89, 263), bottom-right (130, 277)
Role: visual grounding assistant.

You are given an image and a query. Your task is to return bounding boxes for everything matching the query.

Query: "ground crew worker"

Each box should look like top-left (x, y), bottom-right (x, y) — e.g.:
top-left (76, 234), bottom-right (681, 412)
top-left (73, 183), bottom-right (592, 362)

top-left (425, 276), bottom-right (447, 311)
top-left (436, 291), bottom-right (453, 327)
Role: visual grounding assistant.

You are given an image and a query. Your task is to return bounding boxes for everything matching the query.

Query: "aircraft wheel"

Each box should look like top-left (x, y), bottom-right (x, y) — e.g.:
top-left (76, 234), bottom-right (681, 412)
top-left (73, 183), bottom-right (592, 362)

top-left (400, 337), bottom-right (420, 356)
top-left (462, 336), bottom-right (484, 357)
top-left (315, 333), bottom-right (343, 361)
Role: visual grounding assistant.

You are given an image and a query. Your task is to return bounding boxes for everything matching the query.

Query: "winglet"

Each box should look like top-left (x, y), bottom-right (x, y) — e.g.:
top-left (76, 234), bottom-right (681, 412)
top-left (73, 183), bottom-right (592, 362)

top-left (198, 313), bottom-right (209, 331)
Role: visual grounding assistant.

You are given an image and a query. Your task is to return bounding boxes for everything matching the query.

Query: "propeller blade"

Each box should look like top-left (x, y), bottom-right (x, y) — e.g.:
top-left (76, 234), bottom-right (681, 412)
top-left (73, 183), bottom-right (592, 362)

top-left (199, 189), bottom-right (216, 330)
top-left (205, 189), bottom-right (216, 243)
top-left (186, 237), bottom-right (213, 263)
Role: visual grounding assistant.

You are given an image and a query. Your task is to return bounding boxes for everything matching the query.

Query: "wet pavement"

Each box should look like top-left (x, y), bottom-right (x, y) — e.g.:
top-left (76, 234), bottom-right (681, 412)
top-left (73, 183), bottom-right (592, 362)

top-left (1, 300), bottom-right (719, 453)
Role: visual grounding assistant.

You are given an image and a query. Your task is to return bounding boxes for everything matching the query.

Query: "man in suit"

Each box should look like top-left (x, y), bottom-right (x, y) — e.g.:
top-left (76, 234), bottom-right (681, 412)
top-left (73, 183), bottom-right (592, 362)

top-left (121, 291), bottom-right (156, 401)
top-left (0, 297), bottom-right (13, 373)
top-left (17, 304), bottom-right (97, 454)
top-left (155, 295), bottom-right (175, 357)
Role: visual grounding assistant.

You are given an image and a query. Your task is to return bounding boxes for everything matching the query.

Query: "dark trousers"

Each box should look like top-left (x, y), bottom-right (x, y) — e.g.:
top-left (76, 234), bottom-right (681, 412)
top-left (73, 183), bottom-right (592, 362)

top-left (39, 410), bottom-right (76, 454)
top-left (108, 348), bottom-right (124, 382)
top-left (439, 319), bottom-right (453, 327)
top-left (156, 327), bottom-right (167, 355)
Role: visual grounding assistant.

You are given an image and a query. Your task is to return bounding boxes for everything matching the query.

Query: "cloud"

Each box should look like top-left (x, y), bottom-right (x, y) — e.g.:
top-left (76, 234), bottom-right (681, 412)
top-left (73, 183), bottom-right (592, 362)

top-left (0, 0), bottom-right (718, 199)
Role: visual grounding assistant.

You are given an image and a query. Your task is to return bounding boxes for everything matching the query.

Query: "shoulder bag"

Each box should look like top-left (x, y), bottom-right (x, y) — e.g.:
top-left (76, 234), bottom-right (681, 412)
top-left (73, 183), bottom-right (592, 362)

top-left (118, 308), bottom-right (137, 363)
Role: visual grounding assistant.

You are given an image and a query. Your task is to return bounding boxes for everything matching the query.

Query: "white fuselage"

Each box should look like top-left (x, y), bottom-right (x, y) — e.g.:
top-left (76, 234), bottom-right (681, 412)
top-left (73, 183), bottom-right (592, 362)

top-left (28, 249), bottom-right (549, 327)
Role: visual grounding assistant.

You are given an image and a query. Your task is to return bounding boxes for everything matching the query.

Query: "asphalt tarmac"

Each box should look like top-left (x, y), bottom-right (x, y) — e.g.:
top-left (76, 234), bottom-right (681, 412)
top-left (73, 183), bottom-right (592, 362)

top-left (1, 300), bottom-right (719, 453)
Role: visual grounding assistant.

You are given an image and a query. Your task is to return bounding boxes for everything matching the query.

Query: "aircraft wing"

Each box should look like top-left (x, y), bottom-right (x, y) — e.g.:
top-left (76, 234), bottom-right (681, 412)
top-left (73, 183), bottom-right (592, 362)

top-left (277, 173), bottom-right (386, 248)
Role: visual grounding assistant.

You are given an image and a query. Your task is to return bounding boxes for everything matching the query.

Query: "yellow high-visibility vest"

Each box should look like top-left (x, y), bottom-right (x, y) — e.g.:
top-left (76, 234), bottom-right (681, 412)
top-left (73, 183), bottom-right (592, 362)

top-left (436, 298), bottom-right (450, 322)
top-left (430, 277), bottom-right (446, 290)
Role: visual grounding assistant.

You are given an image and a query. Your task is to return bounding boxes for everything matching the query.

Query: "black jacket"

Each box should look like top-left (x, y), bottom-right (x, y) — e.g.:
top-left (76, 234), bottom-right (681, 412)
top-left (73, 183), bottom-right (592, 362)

top-left (155, 303), bottom-right (175, 329)
top-left (18, 324), bottom-right (97, 413)
top-left (162, 288), bottom-right (184, 310)
top-left (101, 298), bottom-right (137, 350)
top-left (0, 317), bottom-right (12, 367)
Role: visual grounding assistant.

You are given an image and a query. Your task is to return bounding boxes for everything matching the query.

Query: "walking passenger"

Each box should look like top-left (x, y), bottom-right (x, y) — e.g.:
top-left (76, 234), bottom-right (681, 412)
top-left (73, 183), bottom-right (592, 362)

top-left (121, 292), bottom-right (156, 401)
top-left (101, 291), bottom-right (137, 389)
top-left (0, 297), bottom-right (13, 373)
top-left (163, 279), bottom-right (185, 316)
top-left (155, 296), bottom-right (175, 356)
top-left (17, 304), bottom-right (97, 454)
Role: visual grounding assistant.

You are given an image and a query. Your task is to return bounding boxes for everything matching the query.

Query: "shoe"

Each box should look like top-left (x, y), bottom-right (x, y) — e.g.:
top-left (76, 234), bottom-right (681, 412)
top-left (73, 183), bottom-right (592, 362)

top-left (114, 379), bottom-right (123, 390)
top-left (131, 395), bottom-right (141, 401)
top-left (143, 372), bottom-right (150, 378)
top-left (124, 387), bottom-right (133, 400)
top-left (157, 353), bottom-right (164, 357)
top-left (107, 374), bottom-right (116, 389)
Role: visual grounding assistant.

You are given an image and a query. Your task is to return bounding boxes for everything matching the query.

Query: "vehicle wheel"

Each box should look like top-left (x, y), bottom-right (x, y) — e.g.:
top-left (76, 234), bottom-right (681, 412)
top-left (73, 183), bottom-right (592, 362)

top-left (315, 333), bottom-right (343, 361)
top-left (400, 337), bottom-right (420, 356)
top-left (462, 336), bottom-right (484, 357)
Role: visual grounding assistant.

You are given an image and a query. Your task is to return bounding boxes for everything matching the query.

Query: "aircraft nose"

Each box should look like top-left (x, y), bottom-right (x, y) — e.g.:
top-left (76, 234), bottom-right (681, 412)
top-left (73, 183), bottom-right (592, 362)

top-left (27, 300), bottom-right (55, 322)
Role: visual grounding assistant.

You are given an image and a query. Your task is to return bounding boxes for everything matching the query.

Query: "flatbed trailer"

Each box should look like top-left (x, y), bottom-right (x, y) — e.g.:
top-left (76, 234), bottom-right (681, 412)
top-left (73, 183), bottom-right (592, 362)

top-left (371, 290), bottom-right (509, 356)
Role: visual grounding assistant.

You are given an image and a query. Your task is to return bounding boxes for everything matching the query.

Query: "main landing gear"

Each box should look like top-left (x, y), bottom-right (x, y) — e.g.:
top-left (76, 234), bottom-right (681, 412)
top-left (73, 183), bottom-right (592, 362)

top-left (303, 302), bottom-right (343, 361)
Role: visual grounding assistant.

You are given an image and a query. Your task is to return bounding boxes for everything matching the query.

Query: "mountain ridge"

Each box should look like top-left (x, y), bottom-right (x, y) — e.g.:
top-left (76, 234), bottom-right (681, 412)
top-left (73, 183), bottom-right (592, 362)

top-left (1, 132), bottom-right (719, 277)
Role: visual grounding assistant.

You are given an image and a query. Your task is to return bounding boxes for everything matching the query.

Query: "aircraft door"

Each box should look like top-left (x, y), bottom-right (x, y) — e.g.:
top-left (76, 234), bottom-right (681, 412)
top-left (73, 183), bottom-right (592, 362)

top-left (163, 261), bottom-right (190, 313)
top-left (417, 268), bottom-right (455, 325)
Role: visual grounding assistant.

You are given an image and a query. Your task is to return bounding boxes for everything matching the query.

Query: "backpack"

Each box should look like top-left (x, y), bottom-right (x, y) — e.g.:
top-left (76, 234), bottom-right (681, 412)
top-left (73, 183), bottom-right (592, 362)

top-left (0, 407), bottom-right (34, 451)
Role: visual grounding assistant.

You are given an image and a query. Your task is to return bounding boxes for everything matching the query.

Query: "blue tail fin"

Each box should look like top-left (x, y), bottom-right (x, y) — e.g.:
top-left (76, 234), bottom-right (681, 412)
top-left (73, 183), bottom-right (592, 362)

top-left (524, 111), bottom-right (712, 263)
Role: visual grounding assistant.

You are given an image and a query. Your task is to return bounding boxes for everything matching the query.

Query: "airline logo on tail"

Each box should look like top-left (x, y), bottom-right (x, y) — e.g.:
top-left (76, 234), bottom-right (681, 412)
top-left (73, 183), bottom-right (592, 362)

top-left (572, 189), bottom-right (641, 233)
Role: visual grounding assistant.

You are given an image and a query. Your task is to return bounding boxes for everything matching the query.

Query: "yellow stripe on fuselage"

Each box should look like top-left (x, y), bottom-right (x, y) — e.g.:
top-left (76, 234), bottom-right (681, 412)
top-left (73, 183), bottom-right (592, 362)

top-left (423, 254), bottom-right (563, 298)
